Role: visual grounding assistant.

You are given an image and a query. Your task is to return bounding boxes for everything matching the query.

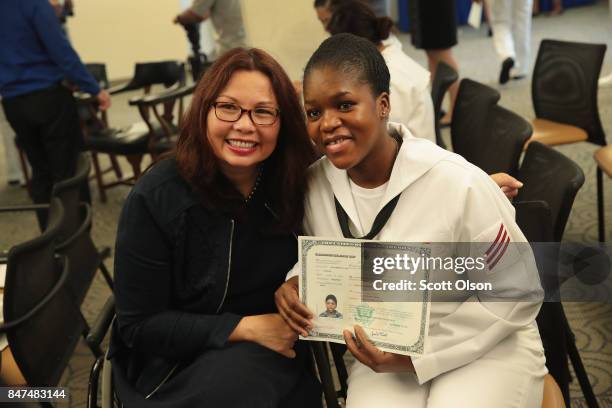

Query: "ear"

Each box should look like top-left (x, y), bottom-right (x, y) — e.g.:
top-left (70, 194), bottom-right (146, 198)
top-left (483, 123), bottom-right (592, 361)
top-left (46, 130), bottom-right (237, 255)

top-left (376, 92), bottom-right (390, 120)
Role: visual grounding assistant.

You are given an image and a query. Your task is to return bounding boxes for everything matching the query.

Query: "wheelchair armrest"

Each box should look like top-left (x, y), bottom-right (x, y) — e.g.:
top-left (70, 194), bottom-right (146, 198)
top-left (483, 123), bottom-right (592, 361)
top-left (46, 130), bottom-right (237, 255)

top-left (86, 295), bottom-right (116, 349)
top-left (128, 84), bottom-right (195, 107)
top-left (0, 204), bottom-right (50, 213)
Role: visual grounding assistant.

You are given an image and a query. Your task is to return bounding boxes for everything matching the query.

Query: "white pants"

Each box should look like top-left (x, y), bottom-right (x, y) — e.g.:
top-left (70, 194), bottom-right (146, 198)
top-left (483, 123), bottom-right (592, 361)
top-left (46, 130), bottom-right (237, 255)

top-left (346, 325), bottom-right (546, 408)
top-left (488, 0), bottom-right (533, 77)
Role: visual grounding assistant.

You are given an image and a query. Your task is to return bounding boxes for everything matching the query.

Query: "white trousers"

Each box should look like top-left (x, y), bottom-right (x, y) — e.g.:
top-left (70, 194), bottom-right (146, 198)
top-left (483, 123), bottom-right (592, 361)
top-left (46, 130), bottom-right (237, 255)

top-left (346, 325), bottom-right (546, 408)
top-left (488, 0), bottom-right (533, 77)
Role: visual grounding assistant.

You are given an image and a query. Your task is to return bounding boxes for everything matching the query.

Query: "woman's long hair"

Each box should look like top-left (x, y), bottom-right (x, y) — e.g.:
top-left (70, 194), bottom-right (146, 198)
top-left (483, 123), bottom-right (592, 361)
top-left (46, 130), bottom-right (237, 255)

top-left (176, 48), bottom-right (316, 232)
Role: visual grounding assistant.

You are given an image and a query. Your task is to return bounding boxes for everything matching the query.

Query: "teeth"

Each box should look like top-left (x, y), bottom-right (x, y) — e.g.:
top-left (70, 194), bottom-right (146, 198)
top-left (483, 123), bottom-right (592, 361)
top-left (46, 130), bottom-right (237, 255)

top-left (228, 140), bottom-right (256, 148)
top-left (328, 138), bottom-right (347, 146)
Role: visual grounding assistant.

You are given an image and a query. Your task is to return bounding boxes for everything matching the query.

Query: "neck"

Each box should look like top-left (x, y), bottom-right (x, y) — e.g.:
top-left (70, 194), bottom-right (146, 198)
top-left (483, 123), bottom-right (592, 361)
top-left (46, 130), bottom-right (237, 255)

top-left (220, 164), bottom-right (259, 198)
top-left (348, 129), bottom-right (398, 188)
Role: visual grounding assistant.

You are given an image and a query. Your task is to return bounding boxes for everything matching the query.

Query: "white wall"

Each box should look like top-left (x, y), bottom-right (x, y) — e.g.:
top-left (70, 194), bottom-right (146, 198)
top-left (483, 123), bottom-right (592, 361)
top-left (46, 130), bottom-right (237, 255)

top-left (67, 0), bottom-right (327, 82)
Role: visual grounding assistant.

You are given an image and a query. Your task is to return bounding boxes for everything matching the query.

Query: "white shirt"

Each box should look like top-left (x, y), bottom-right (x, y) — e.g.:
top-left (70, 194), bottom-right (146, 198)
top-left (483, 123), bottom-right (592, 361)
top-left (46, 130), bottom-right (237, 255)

top-left (381, 35), bottom-right (436, 143)
top-left (191, 0), bottom-right (246, 55)
top-left (290, 122), bottom-right (543, 384)
top-left (348, 178), bottom-right (388, 236)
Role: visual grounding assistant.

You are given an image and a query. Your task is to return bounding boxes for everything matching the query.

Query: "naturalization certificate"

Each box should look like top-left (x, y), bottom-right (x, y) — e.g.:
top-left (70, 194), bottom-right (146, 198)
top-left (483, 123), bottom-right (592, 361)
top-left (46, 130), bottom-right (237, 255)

top-left (299, 236), bottom-right (431, 356)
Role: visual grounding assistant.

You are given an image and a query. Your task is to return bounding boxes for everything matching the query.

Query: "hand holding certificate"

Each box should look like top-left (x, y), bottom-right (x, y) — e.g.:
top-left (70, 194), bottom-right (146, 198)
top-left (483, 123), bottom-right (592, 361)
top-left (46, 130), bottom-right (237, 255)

top-left (296, 236), bottom-right (431, 357)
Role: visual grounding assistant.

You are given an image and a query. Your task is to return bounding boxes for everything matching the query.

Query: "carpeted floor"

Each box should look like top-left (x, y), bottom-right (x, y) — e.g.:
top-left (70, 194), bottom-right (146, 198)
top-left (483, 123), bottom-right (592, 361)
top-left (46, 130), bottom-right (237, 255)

top-left (0, 2), bottom-right (611, 406)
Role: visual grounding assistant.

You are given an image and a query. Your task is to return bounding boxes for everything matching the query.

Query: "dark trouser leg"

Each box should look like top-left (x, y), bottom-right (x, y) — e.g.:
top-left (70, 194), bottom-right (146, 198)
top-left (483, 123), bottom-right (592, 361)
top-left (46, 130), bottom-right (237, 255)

top-left (3, 85), bottom-right (84, 229)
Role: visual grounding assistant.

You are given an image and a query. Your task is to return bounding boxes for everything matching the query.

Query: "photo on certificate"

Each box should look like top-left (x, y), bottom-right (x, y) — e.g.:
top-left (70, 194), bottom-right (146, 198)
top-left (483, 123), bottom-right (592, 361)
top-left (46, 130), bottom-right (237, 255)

top-left (298, 236), bottom-right (431, 356)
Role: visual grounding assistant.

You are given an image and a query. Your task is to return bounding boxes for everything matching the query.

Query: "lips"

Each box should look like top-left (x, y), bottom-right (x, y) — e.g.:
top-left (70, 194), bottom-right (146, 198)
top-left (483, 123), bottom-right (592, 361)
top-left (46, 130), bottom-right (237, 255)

top-left (226, 139), bottom-right (258, 155)
top-left (322, 135), bottom-right (353, 154)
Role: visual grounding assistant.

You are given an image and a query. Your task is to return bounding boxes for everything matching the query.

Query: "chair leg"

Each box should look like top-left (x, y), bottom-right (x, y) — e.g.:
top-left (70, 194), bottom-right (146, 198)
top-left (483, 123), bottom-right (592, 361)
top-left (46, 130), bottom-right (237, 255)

top-left (597, 167), bottom-right (605, 242)
top-left (109, 154), bottom-right (123, 179)
top-left (88, 356), bottom-right (104, 408)
top-left (564, 316), bottom-right (599, 408)
top-left (125, 154), bottom-right (143, 179)
top-left (311, 342), bottom-right (340, 408)
top-left (99, 261), bottom-right (114, 291)
top-left (81, 313), bottom-right (103, 358)
top-left (90, 152), bottom-right (107, 203)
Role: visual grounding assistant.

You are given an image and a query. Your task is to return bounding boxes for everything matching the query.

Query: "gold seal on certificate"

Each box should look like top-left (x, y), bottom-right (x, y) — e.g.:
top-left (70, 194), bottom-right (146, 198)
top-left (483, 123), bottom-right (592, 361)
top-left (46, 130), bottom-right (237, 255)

top-left (299, 236), bottom-right (431, 356)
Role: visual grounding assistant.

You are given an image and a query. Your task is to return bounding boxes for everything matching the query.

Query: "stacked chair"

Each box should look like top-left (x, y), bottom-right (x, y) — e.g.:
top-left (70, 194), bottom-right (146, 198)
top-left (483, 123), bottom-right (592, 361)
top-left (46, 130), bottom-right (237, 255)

top-left (451, 79), bottom-right (532, 176)
top-left (526, 39), bottom-right (608, 241)
top-left (80, 61), bottom-right (191, 202)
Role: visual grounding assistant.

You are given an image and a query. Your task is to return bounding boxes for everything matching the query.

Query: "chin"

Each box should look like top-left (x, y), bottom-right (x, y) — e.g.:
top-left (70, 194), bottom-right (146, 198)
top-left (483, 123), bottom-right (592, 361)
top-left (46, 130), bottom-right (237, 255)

top-left (327, 156), bottom-right (356, 171)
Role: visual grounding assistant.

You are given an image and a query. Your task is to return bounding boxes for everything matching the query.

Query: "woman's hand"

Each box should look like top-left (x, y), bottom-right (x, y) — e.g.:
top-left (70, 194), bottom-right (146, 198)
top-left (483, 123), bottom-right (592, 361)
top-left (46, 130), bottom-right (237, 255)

top-left (274, 276), bottom-right (314, 337)
top-left (344, 326), bottom-right (415, 373)
top-left (230, 314), bottom-right (298, 358)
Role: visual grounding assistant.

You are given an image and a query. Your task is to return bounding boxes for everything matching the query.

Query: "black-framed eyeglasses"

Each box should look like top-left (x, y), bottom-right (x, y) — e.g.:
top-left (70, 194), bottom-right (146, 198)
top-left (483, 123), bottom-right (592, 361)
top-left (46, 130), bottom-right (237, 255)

top-left (212, 102), bottom-right (280, 126)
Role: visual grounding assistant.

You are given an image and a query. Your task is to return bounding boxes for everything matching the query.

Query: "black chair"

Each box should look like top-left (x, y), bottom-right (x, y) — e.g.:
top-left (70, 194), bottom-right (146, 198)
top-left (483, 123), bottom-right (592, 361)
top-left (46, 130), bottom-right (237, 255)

top-left (452, 79), bottom-right (531, 176)
top-left (430, 61), bottom-right (458, 149)
top-left (0, 199), bottom-right (84, 396)
top-left (80, 61), bottom-right (186, 202)
top-left (513, 144), bottom-right (600, 408)
top-left (515, 142), bottom-right (585, 242)
top-left (527, 39), bottom-right (608, 241)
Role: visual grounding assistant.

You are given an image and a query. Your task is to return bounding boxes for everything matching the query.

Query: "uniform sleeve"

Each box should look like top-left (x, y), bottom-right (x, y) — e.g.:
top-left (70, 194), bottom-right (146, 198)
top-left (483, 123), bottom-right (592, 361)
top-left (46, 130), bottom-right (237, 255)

top-left (114, 190), bottom-right (242, 361)
top-left (412, 168), bottom-right (543, 384)
top-left (389, 80), bottom-right (436, 143)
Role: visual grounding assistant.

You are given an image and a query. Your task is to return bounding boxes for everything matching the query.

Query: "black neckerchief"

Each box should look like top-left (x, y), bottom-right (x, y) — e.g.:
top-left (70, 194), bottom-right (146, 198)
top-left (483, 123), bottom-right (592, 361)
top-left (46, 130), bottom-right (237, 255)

top-left (334, 133), bottom-right (403, 240)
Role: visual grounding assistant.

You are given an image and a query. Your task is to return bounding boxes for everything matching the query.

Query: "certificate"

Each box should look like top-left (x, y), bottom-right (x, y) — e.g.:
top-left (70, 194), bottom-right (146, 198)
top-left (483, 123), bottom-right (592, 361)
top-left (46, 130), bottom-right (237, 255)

top-left (299, 236), bottom-right (430, 356)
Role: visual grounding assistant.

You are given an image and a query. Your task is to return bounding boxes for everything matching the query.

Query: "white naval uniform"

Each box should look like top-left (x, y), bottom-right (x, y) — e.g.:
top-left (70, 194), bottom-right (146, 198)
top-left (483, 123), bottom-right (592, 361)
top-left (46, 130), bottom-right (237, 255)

top-left (290, 123), bottom-right (547, 407)
top-left (487, 0), bottom-right (534, 77)
top-left (381, 34), bottom-right (436, 143)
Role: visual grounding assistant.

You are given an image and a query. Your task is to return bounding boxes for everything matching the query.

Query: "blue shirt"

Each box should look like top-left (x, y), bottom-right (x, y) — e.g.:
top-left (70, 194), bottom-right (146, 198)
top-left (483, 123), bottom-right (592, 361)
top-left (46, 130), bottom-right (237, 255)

top-left (0, 0), bottom-right (100, 99)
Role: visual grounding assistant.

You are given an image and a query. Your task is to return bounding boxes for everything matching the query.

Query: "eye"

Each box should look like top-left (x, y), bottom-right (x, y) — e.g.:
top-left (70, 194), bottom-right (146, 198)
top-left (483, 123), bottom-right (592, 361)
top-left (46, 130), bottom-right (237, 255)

top-left (306, 109), bottom-right (321, 121)
top-left (217, 102), bottom-right (239, 112)
top-left (253, 107), bottom-right (276, 117)
top-left (338, 101), bottom-right (354, 111)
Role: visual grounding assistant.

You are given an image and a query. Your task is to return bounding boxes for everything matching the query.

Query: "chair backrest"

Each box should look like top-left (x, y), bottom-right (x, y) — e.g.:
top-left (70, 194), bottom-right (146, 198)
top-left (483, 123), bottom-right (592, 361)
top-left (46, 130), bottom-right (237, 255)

top-left (85, 63), bottom-right (110, 89)
top-left (532, 39), bottom-right (607, 146)
top-left (51, 153), bottom-right (91, 243)
top-left (123, 61), bottom-right (186, 92)
top-left (3, 199), bottom-right (84, 386)
top-left (431, 61), bottom-right (458, 149)
top-left (452, 79), bottom-right (528, 176)
top-left (515, 142), bottom-right (585, 241)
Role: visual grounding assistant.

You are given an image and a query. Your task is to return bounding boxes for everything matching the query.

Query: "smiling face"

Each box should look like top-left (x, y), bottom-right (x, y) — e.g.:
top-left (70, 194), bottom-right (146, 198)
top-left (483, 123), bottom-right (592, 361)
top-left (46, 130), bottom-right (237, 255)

top-left (206, 70), bottom-right (280, 178)
top-left (303, 66), bottom-right (390, 174)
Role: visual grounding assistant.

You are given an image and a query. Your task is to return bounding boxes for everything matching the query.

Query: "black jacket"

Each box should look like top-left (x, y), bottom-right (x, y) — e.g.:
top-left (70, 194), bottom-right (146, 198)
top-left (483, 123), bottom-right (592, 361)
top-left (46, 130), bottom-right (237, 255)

top-left (109, 159), bottom-right (293, 398)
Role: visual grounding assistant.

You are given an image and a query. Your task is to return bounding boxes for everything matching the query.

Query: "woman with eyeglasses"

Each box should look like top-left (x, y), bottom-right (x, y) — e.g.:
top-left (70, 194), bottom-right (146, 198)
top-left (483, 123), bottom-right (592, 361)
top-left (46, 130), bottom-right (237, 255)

top-left (109, 48), bottom-right (321, 407)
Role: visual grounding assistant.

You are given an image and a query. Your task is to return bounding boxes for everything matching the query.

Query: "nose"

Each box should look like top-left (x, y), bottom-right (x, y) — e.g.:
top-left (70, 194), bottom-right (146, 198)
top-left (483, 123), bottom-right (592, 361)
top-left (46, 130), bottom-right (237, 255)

top-left (232, 110), bottom-right (256, 132)
top-left (320, 110), bottom-right (341, 134)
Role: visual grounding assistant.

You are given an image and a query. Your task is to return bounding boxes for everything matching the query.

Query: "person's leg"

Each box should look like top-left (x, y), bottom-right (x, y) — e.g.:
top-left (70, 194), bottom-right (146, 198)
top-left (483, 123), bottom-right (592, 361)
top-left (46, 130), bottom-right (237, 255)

top-left (0, 106), bottom-right (25, 185)
top-left (427, 324), bottom-right (546, 408)
top-left (345, 360), bottom-right (428, 408)
top-left (489, 0), bottom-right (517, 83)
top-left (511, 0), bottom-right (533, 78)
top-left (425, 48), bottom-right (459, 124)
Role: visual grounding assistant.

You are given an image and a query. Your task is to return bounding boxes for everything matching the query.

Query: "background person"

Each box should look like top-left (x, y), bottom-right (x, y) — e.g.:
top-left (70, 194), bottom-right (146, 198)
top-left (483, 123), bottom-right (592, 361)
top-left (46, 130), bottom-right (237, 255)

top-left (0, 0), bottom-right (110, 228)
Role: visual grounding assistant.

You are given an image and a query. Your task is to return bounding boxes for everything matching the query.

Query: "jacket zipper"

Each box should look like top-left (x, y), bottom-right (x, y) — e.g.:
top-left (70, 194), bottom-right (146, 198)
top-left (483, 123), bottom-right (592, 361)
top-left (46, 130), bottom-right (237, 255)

top-left (146, 220), bottom-right (235, 399)
top-left (144, 363), bottom-right (179, 399)
top-left (215, 219), bottom-right (235, 313)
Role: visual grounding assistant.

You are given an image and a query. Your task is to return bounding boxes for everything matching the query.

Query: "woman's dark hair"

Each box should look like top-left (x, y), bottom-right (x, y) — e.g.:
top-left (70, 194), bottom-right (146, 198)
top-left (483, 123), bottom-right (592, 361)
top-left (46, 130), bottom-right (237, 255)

top-left (327, 0), bottom-right (393, 44)
top-left (325, 294), bottom-right (338, 304)
top-left (304, 33), bottom-right (390, 97)
top-left (176, 48), bottom-right (316, 232)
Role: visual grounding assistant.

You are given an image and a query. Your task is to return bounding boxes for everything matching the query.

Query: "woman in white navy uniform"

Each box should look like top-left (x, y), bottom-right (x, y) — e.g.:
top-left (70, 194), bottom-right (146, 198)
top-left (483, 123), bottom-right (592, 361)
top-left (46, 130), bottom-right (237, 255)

top-left (276, 33), bottom-right (547, 407)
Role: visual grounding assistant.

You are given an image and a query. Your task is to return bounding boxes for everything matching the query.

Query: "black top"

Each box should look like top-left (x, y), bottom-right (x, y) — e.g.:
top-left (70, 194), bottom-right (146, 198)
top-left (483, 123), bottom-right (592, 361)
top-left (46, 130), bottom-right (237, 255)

top-left (110, 159), bottom-right (298, 396)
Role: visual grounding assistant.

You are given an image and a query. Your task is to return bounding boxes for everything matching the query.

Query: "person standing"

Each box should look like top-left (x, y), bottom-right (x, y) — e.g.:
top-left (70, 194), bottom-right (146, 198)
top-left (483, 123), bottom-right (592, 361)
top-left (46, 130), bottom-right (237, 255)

top-left (174, 0), bottom-right (247, 60)
top-left (482, 0), bottom-right (534, 84)
top-left (0, 0), bottom-right (110, 228)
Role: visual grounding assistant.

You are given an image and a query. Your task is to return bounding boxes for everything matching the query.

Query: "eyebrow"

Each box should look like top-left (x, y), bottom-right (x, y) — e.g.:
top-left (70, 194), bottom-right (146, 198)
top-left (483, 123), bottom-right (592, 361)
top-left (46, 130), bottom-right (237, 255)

top-left (216, 94), bottom-right (276, 106)
top-left (304, 91), bottom-right (352, 105)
